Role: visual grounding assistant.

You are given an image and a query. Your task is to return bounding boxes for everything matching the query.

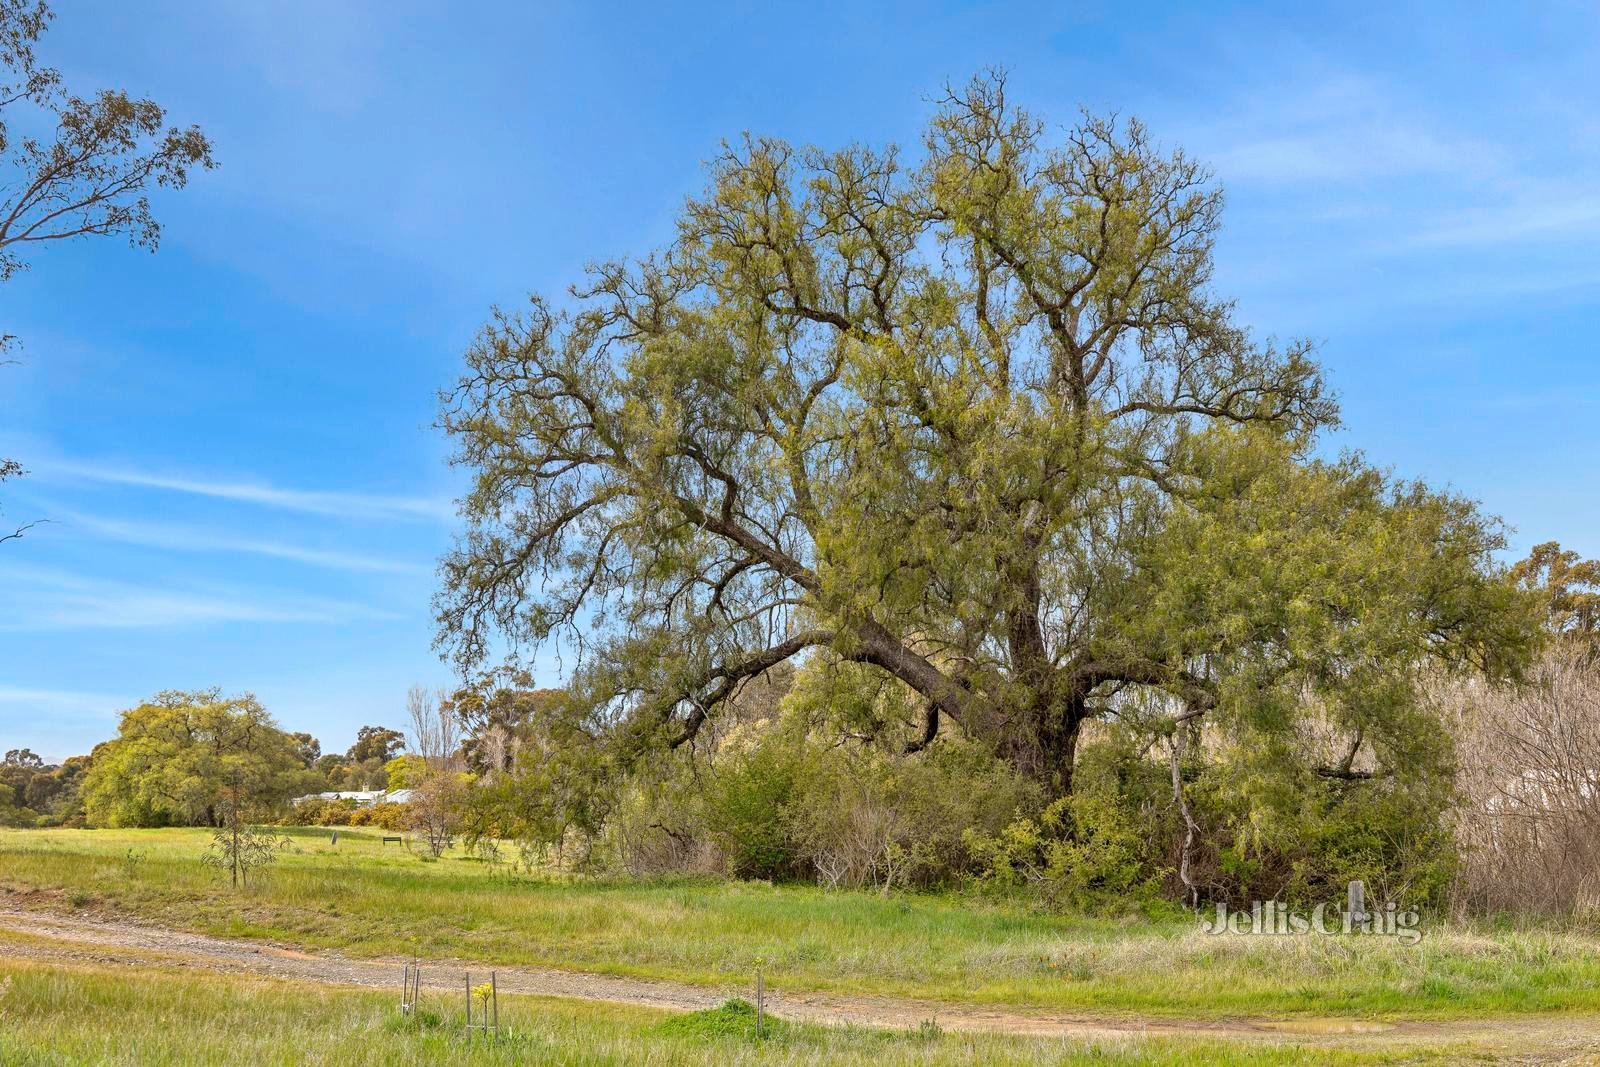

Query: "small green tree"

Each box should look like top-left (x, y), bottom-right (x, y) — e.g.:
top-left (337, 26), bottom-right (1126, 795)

top-left (201, 768), bottom-right (286, 887)
top-left (385, 753), bottom-right (427, 791)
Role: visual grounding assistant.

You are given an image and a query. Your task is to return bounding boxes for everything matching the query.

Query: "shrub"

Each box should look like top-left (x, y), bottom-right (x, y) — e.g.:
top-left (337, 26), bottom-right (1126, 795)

top-left (282, 798), bottom-right (358, 827)
top-left (655, 998), bottom-right (787, 1042)
top-left (281, 799), bottom-right (324, 826)
top-left (967, 789), bottom-right (1162, 911)
top-left (1443, 648), bottom-right (1600, 917)
top-left (609, 762), bottom-right (723, 877)
top-left (610, 727), bottom-right (1033, 890)
top-left (703, 734), bottom-right (805, 880)
top-left (362, 802), bottom-right (413, 831)
top-left (0, 803), bottom-right (37, 829)
top-left (1183, 735), bottom-right (1456, 911)
top-left (788, 742), bottom-right (1032, 890)
top-left (1296, 782), bottom-right (1456, 908)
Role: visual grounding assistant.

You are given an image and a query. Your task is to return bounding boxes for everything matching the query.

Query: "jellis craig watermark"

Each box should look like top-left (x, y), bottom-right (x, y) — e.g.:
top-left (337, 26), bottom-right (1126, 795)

top-left (1198, 881), bottom-right (1423, 945)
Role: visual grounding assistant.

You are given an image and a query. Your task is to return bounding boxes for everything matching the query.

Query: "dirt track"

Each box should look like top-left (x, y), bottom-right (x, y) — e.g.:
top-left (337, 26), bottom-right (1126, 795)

top-left (3, 906), bottom-right (1599, 1058)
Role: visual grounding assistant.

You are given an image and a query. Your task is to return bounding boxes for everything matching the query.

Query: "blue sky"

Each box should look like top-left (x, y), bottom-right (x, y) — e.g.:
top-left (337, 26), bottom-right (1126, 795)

top-left (3, 1), bottom-right (1597, 760)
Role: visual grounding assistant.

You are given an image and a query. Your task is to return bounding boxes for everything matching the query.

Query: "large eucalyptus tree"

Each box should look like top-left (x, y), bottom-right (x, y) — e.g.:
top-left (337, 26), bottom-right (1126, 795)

top-left (438, 74), bottom-right (1533, 799)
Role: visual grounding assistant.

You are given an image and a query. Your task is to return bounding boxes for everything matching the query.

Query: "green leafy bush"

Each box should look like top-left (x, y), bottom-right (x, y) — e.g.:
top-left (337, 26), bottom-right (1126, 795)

top-left (788, 741), bottom-right (1033, 890)
top-left (655, 998), bottom-right (787, 1042)
top-left (282, 798), bottom-right (357, 827)
top-left (703, 735), bottom-right (805, 880)
top-left (0, 803), bottom-right (38, 828)
top-left (967, 791), bottom-right (1163, 911)
top-left (350, 803), bottom-right (412, 831)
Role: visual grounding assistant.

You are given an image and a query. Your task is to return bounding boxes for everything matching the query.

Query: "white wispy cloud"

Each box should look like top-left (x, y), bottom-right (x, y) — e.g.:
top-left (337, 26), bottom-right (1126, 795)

top-left (36, 459), bottom-right (454, 523)
top-left (1404, 190), bottom-right (1600, 248)
top-left (48, 508), bottom-right (431, 576)
top-left (0, 564), bottom-right (402, 631)
top-left (0, 686), bottom-right (130, 714)
top-left (1190, 76), bottom-right (1491, 186)
top-left (1182, 72), bottom-right (1600, 267)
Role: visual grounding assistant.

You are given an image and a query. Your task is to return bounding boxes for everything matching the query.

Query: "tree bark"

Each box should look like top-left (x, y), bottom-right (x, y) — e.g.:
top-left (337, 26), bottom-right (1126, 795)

top-left (1037, 692), bottom-right (1087, 802)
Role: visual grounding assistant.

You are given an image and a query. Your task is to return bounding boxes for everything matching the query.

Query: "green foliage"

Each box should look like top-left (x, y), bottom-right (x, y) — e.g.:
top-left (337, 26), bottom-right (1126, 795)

top-left (283, 797), bottom-right (358, 826)
top-left (1193, 757), bottom-right (1457, 910)
top-left (703, 736), bottom-right (806, 880)
top-left (606, 715), bottom-right (1033, 889)
top-left (282, 799), bottom-right (411, 831)
top-left (0, 801), bottom-right (36, 828)
top-left (654, 998), bottom-right (786, 1042)
top-left (347, 725), bottom-right (406, 764)
top-left (0, 0), bottom-right (216, 283)
top-left (1513, 540), bottom-right (1600, 645)
top-left (786, 740), bottom-right (1034, 890)
top-left (444, 677), bottom-right (562, 774)
top-left (436, 70), bottom-right (1538, 826)
top-left (465, 691), bottom-right (621, 865)
top-left (0, 751), bottom-right (86, 825)
top-left (1304, 787), bottom-right (1457, 907)
top-left (385, 754), bottom-right (427, 791)
top-left (202, 822), bottom-right (286, 888)
top-left (964, 719), bottom-right (1459, 911)
top-left (80, 689), bottom-right (315, 828)
top-left (315, 751), bottom-right (390, 792)
top-left (968, 794), bottom-right (1162, 912)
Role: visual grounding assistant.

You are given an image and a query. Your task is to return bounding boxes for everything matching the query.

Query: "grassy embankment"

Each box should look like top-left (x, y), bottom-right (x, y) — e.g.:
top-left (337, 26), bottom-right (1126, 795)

top-left (3, 826), bottom-right (1598, 1021)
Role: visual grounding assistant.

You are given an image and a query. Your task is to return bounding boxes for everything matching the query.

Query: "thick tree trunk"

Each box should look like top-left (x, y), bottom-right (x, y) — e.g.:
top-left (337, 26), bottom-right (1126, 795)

top-left (1037, 693), bottom-right (1086, 802)
top-left (996, 547), bottom-right (1087, 798)
top-left (996, 688), bottom-right (1086, 801)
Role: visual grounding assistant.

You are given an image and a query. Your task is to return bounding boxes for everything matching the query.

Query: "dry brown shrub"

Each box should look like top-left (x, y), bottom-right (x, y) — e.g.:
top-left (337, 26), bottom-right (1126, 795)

top-left (1440, 647), bottom-right (1600, 917)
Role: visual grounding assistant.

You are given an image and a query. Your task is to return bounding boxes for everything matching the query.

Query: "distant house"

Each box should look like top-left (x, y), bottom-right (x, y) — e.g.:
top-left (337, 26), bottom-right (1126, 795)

top-left (289, 789), bottom-right (414, 807)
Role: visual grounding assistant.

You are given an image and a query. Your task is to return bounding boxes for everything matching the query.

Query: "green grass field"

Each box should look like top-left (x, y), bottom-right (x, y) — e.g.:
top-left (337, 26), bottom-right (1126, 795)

top-left (3, 826), bottom-right (1599, 1022)
top-left (0, 956), bottom-right (1450, 1066)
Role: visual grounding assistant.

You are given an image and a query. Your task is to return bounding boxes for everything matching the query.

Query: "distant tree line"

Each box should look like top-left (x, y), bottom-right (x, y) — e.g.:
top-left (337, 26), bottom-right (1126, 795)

top-left (0, 682), bottom-right (557, 840)
top-left (0, 747), bottom-right (85, 826)
top-left (0, 694), bottom-right (409, 829)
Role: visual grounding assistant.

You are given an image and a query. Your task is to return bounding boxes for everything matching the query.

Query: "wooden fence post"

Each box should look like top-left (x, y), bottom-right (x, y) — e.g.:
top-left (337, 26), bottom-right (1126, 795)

top-left (755, 967), bottom-right (764, 1037)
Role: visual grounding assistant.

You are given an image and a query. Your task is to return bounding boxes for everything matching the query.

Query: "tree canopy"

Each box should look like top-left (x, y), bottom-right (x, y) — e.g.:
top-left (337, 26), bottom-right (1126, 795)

top-left (438, 73), bottom-right (1537, 799)
top-left (81, 689), bottom-right (312, 827)
top-left (346, 724), bottom-right (406, 765)
top-left (1512, 541), bottom-right (1600, 643)
top-left (445, 676), bottom-right (562, 774)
